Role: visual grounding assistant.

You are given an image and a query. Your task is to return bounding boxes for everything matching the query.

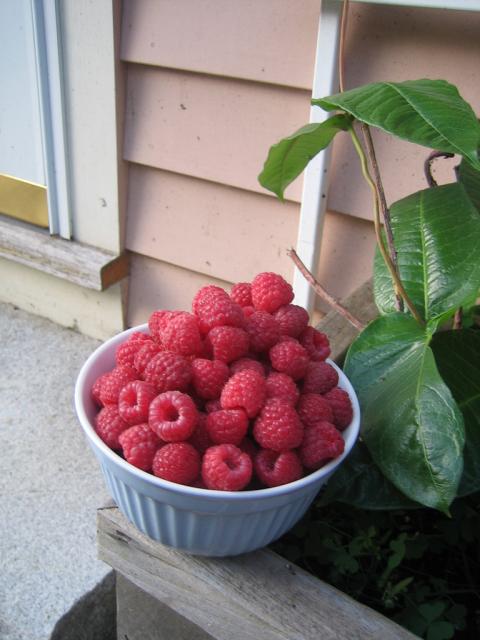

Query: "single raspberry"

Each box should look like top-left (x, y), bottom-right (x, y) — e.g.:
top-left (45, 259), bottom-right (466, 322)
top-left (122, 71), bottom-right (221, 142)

top-left (230, 282), bottom-right (252, 307)
top-left (205, 399), bottom-right (222, 413)
top-left (192, 285), bottom-right (229, 315)
top-left (245, 311), bottom-right (281, 352)
top-left (188, 413), bottom-right (212, 454)
top-left (118, 380), bottom-right (158, 425)
top-left (265, 372), bottom-right (300, 406)
top-left (251, 272), bottom-right (294, 313)
top-left (254, 449), bottom-right (303, 488)
top-left (115, 333), bottom-right (151, 368)
top-left (230, 357), bottom-right (265, 377)
top-left (148, 390), bottom-right (198, 441)
top-left (118, 423), bottom-right (162, 471)
top-left (296, 393), bottom-right (334, 427)
top-left (133, 341), bottom-right (163, 377)
top-left (323, 387), bottom-right (354, 430)
top-left (148, 310), bottom-right (176, 343)
top-left (98, 365), bottom-right (137, 405)
top-left (269, 339), bottom-right (309, 380)
top-left (91, 372), bottom-right (110, 406)
top-left (299, 327), bottom-right (331, 361)
top-left (95, 405), bottom-right (129, 449)
top-left (220, 369), bottom-right (266, 418)
top-left (303, 361), bottom-right (339, 395)
top-left (191, 358), bottom-right (230, 400)
top-left (205, 326), bottom-right (250, 363)
top-left (299, 421), bottom-right (345, 469)
top-left (192, 286), bottom-right (245, 334)
top-left (162, 312), bottom-right (203, 357)
top-left (273, 304), bottom-right (309, 338)
top-left (143, 352), bottom-right (191, 392)
top-left (201, 444), bottom-right (252, 491)
top-left (253, 399), bottom-right (304, 451)
top-left (152, 442), bottom-right (200, 485)
top-left (206, 409), bottom-right (249, 446)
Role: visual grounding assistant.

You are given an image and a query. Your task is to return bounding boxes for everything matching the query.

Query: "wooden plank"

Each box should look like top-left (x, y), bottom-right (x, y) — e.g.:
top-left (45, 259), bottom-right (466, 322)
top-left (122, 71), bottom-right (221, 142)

top-left (98, 506), bottom-right (416, 640)
top-left (0, 216), bottom-right (128, 291)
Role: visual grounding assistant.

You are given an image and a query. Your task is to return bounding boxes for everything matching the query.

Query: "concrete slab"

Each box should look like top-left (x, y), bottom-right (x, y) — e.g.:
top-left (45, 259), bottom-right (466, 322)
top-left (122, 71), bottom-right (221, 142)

top-left (0, 302), bottom-right (112, 640)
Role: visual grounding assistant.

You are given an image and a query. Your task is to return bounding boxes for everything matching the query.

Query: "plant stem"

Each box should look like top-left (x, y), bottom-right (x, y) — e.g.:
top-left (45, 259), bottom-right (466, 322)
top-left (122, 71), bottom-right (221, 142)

top-left (287, 248), bottom-right (365, 331)
top-left (424, 150), bottom-right (454, 187)
top-left (348, 124), bottom-right (425, 326)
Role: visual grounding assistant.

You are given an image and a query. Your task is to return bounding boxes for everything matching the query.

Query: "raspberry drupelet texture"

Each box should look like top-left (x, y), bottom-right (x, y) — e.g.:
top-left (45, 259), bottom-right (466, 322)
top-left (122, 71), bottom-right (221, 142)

top-left (265, 372), bottom-right (300, 406)
top-left (98, 365), bottom-right (137, 405)
top-left (206, 409), bottom-right (249, 445)
top-left (299, 327), bottom-right (331, 362)
top-left (148, 310), bottom-right (176, 343)
top-left (324, 387), bottom-right (354, 430)
top-left (143, 351), bottom-right (192, 392)
top-left (205, 326), bottom-right (250, 363)
top-left (302, 361), bottom-right (339, 395)
top-left (188, 413), bottom-right (212, 454)
top-left (273, 304), bottom-right (309, 338)
top-left (115, 333), bottom-right (151, 368)
top-left (296, 393), bottom-right (334, 427)
top-left (191, 358), bottom-right (230, 400)
top-left (91, 372), bottom-right (109, 406)
top-left (95, 405), bottom-right (129, 449)
top-left (245, 311), bottom-right (281, 352)
top-left (118, 423), bottom-right (162, 471)
top-left (192, 286), bottom-right (245, 335)
top-left (269, 339), bottom-right (309, 380)
top-left (133, 341), bottom-right (163, 377)
top-left (152, 442), bottom-right (200, 485)
top-left (201, 444), bottom-right (253, 491)
top-left (220, 369), bottom-right (266, 418)
top-left (230, 357), bottom-right (265, 378)
top-left (192, 285), bottom-right (229, 315)
top-left (253, 399), bottom-right (304, 451)
top-left (230, 282), bottom-right (252, 307)
top-left (254, 449), bottom-right (303, 487)
top-left (118, 380), bottom-right (158, 426)
top-left (299, 421), bottom-right (345, 469)
top-left (161, 312), bottom-right (203, 357)
top-left (148, 390), bottom-right (198, 441)
top-left (251, 272), bottom-right (294, 313)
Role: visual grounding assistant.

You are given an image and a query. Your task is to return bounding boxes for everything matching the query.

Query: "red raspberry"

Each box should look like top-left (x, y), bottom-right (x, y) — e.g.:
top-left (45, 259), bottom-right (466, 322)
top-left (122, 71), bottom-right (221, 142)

top-left (299, 327), bottom-right (331, 361)
top-left (251, 272), bottom-right (294, 313)
top-left (188, 413), bottom-right (213, 454)
top-left (148, 390), bottom-right (198, 441)
top-left (206, 409), bottom-right (249, 445)
top-left (133, 341), bottom-right (162, 377)
top-left (205, 326), bottom-right (250, 363)
top-left (220, 369), bottom-right (266, 418)
top-left (323, 387), bottom-right (354, 430)
top-left (152, 442), bottom-right (200, 485)
top-left (269, 339), bottom-right (309, 380)
top-left (273, 304), bottom-right (309, 338)
top-left (118, 423), bottom-right (162, 471)
top-left (265, 372), bottom-right (300, 406)
top-left (254, 449), bottom-right (303, 488)
top-left (299, 421), bottom-right (345, 469)
top-left (191, 358), bottom-right (229, 400)
top-left (118, 380), bottom-right (158, 425)
top-left (297, 393), bottom-right (334, 427)
top-left (242, 305), bottom-right (256, 319)
top-left (205, 399), bottom-right (222, 413)
top-left (238, 437), bottom-right (258, 459)
top-left (192, 286), bottom-right (245, 334)
top-left (115, 333), bottom-right (151, 368)
top-left (253, 399), bottom-right (304, 451)
top-left (98, 365), bottom-right (137, 405)
top-left (302, 361), bottom-right (338, 395)
top-left (230, 357), bottom-right (265, 377)
top-left (143, 352), bottom-right (191, 392)
top-left (245, 311), bottom-right (281, 352)
top-left (95, 405), bottom-right (129, 449)
top-left (148, 310), bottom-right (176, 343)
top-left (162, 312), bottom-right (203, 357)
top-left (230, 282), bottom-right (252, 307)
top-left (202, 444), bottom-right (253, 491)
top-left (192, 285), bottom-right (229, 315)
top-left (91, 372), bottom-right (109, 406)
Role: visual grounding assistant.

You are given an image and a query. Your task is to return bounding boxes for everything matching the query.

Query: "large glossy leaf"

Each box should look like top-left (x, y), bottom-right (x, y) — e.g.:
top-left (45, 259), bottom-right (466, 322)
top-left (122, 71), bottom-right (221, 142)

top-left (432, 330), bottom-right (480, 496)
top-left (258, 114), bottom-right (350, 199)
top-left (458, 154), bottom-right (480, 211)
top-left (373, 184), bottom-right (480, 322)
top-left (344, 314), bottom-right (465, 513)
top-left (313, 80), bottom-right (480, 169)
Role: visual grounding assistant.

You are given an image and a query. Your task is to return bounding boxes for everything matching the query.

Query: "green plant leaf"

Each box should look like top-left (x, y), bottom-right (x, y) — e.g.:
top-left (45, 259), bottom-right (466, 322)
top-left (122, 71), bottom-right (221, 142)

top-left (258, 114), bottom-right (351, 199)
top-left (432, 330), bottom-right (480, 496)
top-left (458, 153), bottom-right (480, 211)
top-left (373, 183), bottom-right (480, 322)
top-left (344, 314), bottom-right (465, 512)
top-left (313, 80), bottom-right (480, 169)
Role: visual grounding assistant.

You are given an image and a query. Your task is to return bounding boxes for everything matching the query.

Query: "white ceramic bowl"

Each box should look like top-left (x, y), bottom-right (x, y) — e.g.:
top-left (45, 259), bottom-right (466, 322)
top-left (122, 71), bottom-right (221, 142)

top-left (74, 324), bottom-right (360, 556)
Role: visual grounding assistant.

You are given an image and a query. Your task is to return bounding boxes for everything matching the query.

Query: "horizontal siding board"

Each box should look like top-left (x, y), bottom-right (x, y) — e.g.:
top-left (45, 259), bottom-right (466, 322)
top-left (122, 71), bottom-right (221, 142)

top-left (125, 165), bottom-right (299, 284)
top-left (124, 66), bottom-right (310, 201)
top-left (121, 0), bottom-right (319, 90)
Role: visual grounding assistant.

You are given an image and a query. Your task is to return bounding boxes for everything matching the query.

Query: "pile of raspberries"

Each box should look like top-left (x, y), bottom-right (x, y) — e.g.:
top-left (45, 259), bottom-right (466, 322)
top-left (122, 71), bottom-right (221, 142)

top-left (91, 272), bottom-right (353, 492)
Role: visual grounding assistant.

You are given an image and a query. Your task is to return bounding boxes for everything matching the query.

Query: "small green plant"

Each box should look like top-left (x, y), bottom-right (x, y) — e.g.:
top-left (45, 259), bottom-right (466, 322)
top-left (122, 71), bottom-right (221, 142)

top-left (259, 79), bottom-right (480, 513)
